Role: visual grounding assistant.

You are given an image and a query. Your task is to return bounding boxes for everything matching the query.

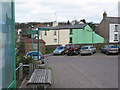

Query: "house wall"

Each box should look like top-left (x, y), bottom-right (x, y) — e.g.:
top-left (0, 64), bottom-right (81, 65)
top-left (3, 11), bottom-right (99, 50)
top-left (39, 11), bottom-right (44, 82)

top-left (39, 29), bottom-right (69, 46)
top-left (118, 1), bottom-right (120, 17)
top-left (25, 42), bottom-right (45, 54)
top-left (59, 29), bottom-right (69, 46)
top-left (40, 30), bottom-right (58, 45)
top-left (99, 19), bottom-right (109, 43)
top-left (69, 25), bottom-right (104, 44)
top-left (109, 24), bottom-right (120, 43)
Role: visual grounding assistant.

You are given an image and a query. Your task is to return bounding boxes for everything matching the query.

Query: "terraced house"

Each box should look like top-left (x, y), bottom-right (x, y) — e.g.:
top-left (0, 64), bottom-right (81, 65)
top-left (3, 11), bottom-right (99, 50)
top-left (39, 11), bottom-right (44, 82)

top-left (96, 12), bottom-right (120, 43)
top-left (38, 22), bottom-right (104, 46)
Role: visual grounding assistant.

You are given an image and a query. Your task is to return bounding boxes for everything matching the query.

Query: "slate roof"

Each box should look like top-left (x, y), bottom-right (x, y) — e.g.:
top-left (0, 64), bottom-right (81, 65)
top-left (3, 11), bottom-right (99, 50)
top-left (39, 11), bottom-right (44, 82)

top-left (106, 17), bottom-right (120, 24)
top-left (41, 24), bottom-right (87, 30)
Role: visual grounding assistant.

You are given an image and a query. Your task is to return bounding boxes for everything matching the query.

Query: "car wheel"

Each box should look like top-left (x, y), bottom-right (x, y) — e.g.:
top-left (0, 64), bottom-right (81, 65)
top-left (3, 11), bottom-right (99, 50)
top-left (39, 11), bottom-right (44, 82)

top-left (61, 52), bottom-right (65, 55)
top-left (90, 51), bottom-right (93, 55)
top-left (81, 54), bottom-right (83, 56)
top-left (95, 50), bottom-right (96, 53)
top-left (75, 50), bottom-right (79, 55)
top-left (69, 52), bottom-right (73, 56)
top-left (106, 51), bottom-right (109, 55)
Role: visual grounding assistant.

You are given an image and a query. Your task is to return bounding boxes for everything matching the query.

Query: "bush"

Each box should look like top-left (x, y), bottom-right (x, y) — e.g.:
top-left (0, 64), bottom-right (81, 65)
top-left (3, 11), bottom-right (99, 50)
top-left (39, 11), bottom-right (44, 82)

top-left (16, 53), bottom-right (36, 74)
top-left (45, 45), bottom-right (61, 54)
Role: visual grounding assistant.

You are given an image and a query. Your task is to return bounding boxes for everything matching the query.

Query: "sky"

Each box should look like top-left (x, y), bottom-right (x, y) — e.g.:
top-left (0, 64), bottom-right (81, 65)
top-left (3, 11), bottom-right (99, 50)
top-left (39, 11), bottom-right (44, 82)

top-left (15, 0), bottom-right (120, 23)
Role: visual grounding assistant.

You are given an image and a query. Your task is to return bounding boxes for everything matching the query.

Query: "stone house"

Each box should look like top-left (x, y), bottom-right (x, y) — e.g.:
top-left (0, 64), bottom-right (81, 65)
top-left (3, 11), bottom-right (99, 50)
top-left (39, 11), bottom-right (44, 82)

top-left (24, 39), bottom-right (46, 54)
top-left (96, 12), bottom-right (120, 43)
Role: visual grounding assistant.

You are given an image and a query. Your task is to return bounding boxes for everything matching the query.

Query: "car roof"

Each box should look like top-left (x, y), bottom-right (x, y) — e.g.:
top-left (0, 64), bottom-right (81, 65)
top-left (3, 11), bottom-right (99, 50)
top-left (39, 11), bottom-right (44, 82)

top-left (58, 46), bottom-right (65, 47)
top-left (82, 45), bottom-right (92, 47)
top-left (26, 51), bottom-right (41, 54)
top-left (65, 44), bottom-right (79, 46)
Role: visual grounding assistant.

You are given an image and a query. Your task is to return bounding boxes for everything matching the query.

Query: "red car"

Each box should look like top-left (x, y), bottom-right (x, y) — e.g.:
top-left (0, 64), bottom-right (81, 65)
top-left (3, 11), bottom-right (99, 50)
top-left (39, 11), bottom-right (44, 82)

top-left (65, 44), bottom-right (81, 56)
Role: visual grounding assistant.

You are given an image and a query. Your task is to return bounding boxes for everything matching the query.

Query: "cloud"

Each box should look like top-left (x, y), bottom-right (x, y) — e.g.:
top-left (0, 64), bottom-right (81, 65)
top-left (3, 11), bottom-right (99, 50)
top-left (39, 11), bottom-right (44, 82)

top-left (15, 0), bottom-right (119, 23)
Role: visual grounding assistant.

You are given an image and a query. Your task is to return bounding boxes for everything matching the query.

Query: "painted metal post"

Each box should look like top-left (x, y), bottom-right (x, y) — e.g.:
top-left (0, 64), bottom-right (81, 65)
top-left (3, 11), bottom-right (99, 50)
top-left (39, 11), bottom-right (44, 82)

top-left (31, 26), bottom-right (34, 51)
top-left (19, 63), bottom-right (23, 80)
top-left (92, 22), bottom-right (94, 46)
top-left (32, 31), bottom-right (33, 51)
top-left (37, 30), bottom-right (39, 61)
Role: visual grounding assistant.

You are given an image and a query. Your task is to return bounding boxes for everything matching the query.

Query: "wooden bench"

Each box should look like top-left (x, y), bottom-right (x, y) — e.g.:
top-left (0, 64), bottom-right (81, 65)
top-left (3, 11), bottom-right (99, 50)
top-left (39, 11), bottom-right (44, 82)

top-left (27, 69), bottom-right (51, 88)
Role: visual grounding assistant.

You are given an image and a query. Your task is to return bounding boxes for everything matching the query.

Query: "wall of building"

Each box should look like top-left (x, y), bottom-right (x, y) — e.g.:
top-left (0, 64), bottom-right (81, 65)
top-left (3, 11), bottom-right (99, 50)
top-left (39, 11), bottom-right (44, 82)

top-left (109, 24), bottom-right (120, 43)
top-left (99, 19), bottom-right (109, 42)
top-left (59, 29), bottom-right (69, 46)
top-left (25, 43), bottom-right (45, 54)
top-left (118, 1), bottom-right (120, 17)
top-left (39, 29), bottom-right (69, 46)
top-left (40, 30), bottom-right (58, 45)
top-left (69, 25), bottom-right (104, 44)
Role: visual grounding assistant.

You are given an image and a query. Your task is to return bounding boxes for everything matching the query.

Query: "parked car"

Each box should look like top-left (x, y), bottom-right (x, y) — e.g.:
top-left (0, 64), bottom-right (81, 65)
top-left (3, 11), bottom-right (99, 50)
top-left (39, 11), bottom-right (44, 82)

top-left (53, 46), bottom-right (66, 55)
top-left (101, 45), bottom-right (119, 55)
top-left (80, 45), bottom-right (96, 55)
top-left (117, 44), bottom-right (120, 52)
top-left (65, 44), bottom-right (80, 56)
top-left (25, 51), bottom-right (44, 60)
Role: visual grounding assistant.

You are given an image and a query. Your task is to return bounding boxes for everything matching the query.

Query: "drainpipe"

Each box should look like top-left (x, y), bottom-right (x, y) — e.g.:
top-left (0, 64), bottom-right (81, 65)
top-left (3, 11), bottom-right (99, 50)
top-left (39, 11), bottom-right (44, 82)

top-left (58, 30), bottom-right (59, 45)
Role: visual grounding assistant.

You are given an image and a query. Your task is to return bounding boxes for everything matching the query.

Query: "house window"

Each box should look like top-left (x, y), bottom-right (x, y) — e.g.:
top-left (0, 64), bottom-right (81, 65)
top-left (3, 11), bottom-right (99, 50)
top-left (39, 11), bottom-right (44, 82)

top-left (54, 30), bottom-right (56, 35)
top-left (115, 25), bottom-right (118, 32)
top-left (54, 39), bottom-right (57, 42)
top-left (114, 34), bottom-right (118, 41)
top-left (45, 31), bottom-right (47, 35)
top-left (70, 29), bottom-right (73, 34)
top-left (70, 37), bottom-right (72, 43)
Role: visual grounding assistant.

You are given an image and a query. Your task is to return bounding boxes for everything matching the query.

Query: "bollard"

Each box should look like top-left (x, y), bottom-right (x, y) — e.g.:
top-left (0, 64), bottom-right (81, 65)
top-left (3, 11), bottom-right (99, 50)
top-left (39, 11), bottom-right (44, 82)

top-left (19, 63), bottom-right (23, 80)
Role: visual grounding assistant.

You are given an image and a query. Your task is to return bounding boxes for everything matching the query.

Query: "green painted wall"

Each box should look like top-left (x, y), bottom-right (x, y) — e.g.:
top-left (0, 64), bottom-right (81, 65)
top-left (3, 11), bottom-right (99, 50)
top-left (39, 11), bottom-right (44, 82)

top-left (69, 25), bottom-right (104, 44)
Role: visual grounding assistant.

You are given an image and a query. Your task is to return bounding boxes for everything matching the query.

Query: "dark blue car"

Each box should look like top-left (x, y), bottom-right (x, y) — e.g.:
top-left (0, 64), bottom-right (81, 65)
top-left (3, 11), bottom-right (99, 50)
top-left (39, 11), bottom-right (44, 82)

top-left (25, 51), bottom-right (44, 60)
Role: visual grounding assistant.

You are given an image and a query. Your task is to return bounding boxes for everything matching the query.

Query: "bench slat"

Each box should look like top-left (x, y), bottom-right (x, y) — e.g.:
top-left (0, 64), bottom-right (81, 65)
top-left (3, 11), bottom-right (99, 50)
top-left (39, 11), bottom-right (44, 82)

top-left (28, 69), bottom-right (51, 86)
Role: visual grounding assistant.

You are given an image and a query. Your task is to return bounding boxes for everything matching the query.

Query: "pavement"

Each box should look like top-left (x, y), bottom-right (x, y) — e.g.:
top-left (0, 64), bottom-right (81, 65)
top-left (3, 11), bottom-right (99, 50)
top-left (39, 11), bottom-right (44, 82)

top-left (46, 52), bottom-right (119, 88)
top-left (44, 53), bottom-right (53, 57)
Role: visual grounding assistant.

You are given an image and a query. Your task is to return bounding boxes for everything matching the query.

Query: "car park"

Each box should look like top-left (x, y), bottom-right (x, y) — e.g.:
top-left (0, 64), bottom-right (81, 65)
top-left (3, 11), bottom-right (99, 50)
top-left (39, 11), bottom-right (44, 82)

top-left (80, 45), bottom-right (96, 55)
top-left (101, 45), bottom-right (119, 55)
top-left (65, 44), bottom-right (80, 56)
top-left (25, 51), bottom-right (44, 60)
top-left (53, 46), bottom-right (66, 55)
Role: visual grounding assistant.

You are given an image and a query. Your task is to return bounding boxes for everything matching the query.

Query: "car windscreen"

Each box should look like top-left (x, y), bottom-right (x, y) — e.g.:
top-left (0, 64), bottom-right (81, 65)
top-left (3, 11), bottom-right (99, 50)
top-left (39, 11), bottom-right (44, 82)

top-left (57, 47), bottom-right (64, 49)
top-left (66, 45), bottom-right (73, 48)
top-left (81, 47), bottom-right (88, 49)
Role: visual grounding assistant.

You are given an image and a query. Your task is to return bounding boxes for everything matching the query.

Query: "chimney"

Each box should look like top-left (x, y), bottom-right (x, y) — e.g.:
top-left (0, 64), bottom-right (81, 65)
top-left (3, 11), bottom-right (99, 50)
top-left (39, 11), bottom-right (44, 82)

top-left (52, 21), bottom-right (58, 27)
top-left (103, 11), bottom-right (107, 19)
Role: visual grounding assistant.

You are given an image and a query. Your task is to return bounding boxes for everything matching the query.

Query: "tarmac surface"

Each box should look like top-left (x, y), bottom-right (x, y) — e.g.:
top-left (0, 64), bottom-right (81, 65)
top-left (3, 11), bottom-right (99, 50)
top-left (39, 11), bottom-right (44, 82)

top-left (46, 52), bottom-right (119, 88)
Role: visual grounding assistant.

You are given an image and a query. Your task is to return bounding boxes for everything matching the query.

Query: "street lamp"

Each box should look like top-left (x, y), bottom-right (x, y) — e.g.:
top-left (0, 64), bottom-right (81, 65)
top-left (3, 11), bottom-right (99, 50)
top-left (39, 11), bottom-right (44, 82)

top-left (31, 25), bottom-right (34, 51)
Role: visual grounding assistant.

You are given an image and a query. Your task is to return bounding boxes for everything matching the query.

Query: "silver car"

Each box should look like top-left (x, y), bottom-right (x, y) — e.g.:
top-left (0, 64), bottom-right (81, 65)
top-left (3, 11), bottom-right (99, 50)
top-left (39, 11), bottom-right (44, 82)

top-left (53, 46), bottom-right (66, 55)
top-left (80, 45), bottom-right (96, 55)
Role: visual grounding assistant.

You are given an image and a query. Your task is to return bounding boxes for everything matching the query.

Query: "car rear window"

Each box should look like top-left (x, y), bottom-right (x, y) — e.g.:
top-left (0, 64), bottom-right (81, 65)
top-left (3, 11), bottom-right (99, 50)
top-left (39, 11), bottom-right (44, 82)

top-left (66, 45), bottom-right (74, 48)
top-left (57, 47), bottom-right (63, 49)
top-left (27, 52), bottom-right (38, 56)
top-left (109, 46), bottom-right (117, 48)
top-left (81, 47), bottom-right (88, 49)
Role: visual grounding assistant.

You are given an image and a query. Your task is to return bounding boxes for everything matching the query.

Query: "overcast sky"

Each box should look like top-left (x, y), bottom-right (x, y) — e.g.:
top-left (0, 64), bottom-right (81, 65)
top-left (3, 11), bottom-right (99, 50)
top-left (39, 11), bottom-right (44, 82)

top-left (15, 0), bottom-right (120, 23)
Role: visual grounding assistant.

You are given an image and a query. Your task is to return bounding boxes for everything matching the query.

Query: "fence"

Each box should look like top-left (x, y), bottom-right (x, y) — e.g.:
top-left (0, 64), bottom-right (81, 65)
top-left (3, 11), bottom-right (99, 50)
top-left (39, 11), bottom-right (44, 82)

top-left (16, 63), bottom-right (45, 83)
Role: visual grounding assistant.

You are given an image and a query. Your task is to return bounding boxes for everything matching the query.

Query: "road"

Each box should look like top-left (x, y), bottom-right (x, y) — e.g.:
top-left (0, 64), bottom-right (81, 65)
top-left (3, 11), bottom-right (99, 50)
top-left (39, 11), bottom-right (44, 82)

top-left (46, 52), bottom-right (118, 88)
